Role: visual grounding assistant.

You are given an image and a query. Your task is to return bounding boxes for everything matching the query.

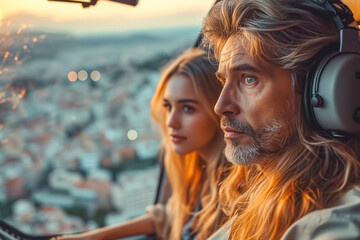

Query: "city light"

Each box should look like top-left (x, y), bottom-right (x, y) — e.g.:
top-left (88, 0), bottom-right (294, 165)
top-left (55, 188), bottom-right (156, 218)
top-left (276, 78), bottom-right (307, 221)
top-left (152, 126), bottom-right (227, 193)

top-left (68, 71), bottom-right (77, 82)
top-left (90, 70), bottom-right (101, 81)
top-left (78, 70), bottom-right (88, 81)
top-left (127, 129), bottom-right (138, 141)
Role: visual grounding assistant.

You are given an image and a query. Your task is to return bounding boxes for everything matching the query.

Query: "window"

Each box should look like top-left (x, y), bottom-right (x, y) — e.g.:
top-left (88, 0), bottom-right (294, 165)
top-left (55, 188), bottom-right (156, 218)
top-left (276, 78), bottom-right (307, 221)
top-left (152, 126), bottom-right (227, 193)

top-left (0, 0), bottom-right (212, 236)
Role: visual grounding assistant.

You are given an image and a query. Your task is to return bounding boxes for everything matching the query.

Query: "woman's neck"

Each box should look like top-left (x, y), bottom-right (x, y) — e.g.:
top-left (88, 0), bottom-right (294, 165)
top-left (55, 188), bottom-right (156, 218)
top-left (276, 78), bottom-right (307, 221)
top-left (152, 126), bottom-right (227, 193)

top-left (198, 134), bottom-right (219, 162)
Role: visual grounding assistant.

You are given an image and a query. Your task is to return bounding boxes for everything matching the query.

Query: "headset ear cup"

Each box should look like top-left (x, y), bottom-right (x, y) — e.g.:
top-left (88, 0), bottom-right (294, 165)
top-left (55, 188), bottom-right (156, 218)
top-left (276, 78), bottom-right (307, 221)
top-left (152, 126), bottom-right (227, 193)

top-left (303, 62), bottom-right (319, 131)
top-left (302, 47), bottom-right (338, 133)
top-left (303, 48), bottom-right (360, 135)
top-left (313, 52), bottom-right (360, 134)
top-left (302, 1), bottom-right (360, 136)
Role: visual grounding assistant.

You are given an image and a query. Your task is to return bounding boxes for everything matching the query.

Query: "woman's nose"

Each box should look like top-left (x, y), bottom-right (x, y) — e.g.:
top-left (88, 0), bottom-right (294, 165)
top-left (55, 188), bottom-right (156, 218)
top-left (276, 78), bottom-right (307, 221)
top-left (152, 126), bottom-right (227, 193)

top-left (166, 110), bottom-right (180, 129)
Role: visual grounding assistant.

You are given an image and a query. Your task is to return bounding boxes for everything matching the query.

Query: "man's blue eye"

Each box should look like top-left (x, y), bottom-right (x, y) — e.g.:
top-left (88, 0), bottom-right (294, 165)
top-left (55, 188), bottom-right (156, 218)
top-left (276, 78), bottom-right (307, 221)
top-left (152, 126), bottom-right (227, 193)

top-left (245, 76), bottom-right (257, 84)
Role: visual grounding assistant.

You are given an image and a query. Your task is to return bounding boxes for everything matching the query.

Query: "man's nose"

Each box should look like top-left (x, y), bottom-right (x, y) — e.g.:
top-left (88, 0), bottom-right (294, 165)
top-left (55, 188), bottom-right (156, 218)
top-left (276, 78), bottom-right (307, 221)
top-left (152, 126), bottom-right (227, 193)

top-left (214, 84), bottom-right (240, 116)
top-left (167, 110), bottom-right (180, 129)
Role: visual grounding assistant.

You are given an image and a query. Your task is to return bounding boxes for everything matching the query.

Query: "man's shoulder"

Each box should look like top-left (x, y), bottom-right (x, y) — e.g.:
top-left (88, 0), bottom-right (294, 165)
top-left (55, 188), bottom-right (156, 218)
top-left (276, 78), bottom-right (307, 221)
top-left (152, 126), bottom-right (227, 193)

top-left (207, 218), bottom-right (233, 240)
top-left (281, 188), bottom-right (360, 240)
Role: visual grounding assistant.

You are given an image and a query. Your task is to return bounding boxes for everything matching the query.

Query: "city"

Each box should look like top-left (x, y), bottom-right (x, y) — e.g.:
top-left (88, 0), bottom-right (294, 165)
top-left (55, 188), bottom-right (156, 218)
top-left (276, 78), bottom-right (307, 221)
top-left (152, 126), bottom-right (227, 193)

top-left (0, 25), bottom-right (201, 236)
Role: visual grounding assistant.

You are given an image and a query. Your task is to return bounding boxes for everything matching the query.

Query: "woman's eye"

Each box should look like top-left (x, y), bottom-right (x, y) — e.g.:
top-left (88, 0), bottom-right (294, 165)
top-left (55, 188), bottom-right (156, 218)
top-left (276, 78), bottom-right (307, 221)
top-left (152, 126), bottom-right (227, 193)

top-left (244, 76), bottom-right (257, 84)
top-left (163, 103), bottom-right (171, 112)
top-left (183, 105), bottom-right (195, 112)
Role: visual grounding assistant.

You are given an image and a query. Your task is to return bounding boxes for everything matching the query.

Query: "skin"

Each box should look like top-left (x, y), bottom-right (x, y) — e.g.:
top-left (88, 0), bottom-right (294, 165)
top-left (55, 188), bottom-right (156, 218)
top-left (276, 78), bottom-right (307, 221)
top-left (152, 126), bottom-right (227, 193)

top-left (163, 74), bottom-right (218, 161)
top-left (52, 215), bottom-right (154, 240)
top-left (215, 34), bottom-right (296, 165)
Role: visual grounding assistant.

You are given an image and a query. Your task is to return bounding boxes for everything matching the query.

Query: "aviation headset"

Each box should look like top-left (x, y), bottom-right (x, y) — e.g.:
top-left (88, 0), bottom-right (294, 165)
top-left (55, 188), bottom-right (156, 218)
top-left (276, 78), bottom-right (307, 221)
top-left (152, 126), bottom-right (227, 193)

top-left (303, 0), bottom-right (360, 137)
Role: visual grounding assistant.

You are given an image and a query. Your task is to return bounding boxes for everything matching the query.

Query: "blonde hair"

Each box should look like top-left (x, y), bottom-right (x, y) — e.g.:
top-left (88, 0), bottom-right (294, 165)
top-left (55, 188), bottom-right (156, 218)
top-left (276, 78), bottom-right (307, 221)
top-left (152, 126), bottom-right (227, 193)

top-left (150, 48), bottom-right (228, 239)
top-left (202, 0), bottom-right (360, 239)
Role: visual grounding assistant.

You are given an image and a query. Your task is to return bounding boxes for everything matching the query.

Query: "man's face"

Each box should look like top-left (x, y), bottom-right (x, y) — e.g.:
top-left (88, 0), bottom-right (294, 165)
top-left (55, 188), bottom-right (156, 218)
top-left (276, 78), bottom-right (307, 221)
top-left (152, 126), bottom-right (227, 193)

top-left (215, 35), bottom-right (297, 166)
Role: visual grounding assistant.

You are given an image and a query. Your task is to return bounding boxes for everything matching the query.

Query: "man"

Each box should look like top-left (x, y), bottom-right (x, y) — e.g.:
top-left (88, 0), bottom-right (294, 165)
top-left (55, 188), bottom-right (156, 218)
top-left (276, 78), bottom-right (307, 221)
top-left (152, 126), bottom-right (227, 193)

top-left (202, 0), bottom-right (360, 239)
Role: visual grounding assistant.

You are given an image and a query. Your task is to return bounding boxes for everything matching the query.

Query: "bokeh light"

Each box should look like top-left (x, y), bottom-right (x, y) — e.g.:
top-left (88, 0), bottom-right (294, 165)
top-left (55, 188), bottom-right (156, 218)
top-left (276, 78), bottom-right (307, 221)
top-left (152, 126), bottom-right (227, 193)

top-left (90, 70), bottom-right (101, 81)
top-left (78, 70), bottom-right (88, 81)
top-left (127, 129), bottom-right (138, 141)
top-left (68, 71), bottom-right (77, 82)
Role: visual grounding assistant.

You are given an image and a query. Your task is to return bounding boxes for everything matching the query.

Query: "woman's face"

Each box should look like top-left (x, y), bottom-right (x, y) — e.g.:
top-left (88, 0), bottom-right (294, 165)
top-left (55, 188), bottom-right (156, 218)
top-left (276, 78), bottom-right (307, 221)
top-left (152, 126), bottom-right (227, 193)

top-left (163, 74), bottom-right (218, 157)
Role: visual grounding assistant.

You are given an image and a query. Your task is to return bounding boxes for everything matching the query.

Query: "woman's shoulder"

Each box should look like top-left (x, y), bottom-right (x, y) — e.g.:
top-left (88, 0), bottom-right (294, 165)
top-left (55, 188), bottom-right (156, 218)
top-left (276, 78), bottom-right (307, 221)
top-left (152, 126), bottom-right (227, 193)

top-left (281, 188), bottom-right (360, 240)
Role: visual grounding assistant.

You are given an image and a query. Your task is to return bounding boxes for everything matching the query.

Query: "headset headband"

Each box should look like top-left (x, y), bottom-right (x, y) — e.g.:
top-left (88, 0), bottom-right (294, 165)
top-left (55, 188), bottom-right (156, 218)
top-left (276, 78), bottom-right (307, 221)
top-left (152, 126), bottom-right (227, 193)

top-left (325, 0), bottom-right (360, 53)
top-left (324, 0), bottom-right (355, 29)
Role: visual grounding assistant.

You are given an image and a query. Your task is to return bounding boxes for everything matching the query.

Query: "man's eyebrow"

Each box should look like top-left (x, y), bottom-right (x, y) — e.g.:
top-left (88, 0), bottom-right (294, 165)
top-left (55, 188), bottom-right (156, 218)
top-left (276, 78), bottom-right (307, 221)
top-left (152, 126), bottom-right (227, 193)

top-left (231, 64), bottom-right (261, 73)
top-left (216, 63), bottom-right (260, 80)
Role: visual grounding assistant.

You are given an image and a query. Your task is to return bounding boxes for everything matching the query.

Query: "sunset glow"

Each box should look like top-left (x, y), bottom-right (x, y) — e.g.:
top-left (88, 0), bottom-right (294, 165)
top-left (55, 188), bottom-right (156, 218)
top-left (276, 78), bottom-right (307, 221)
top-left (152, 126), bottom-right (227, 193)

top-left (343, 0), bottom-right (360, 22)
top-left (0, 0), bottom-right (213, 34)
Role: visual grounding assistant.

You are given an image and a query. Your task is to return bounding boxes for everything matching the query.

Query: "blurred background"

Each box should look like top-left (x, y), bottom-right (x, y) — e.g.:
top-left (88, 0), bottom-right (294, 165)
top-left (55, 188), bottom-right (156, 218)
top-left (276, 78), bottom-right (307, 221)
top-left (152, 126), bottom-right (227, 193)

top-left (0, 0), bottom-right (213, 235)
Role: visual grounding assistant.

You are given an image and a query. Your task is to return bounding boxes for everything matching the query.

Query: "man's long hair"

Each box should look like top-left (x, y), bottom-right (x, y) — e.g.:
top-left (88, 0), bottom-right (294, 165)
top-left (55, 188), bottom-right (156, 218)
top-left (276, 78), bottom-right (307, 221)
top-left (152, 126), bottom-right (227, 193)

top-left (150, 48), bottom-right (229, 239)
top-left (202, 0), bottom-right (360, 239)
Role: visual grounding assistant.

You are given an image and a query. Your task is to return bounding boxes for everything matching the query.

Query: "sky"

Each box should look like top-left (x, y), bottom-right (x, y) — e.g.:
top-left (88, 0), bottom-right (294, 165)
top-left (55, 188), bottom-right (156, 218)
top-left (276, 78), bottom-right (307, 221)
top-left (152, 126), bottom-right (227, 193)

top-left (0, 0), bottom-right (359, 35)
top-left (0, 0), bottom-right (216, 35)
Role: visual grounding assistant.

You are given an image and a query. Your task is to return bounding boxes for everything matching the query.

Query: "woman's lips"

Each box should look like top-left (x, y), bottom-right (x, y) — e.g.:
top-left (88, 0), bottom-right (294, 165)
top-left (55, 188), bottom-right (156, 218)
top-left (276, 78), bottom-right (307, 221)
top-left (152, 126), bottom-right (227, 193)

top-left (170, 134), bottom-right (187, 143)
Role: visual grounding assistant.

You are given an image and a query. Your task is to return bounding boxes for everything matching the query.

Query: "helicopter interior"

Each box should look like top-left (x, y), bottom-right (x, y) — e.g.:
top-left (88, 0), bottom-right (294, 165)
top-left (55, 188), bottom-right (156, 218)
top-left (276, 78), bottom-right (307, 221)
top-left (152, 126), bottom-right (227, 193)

top-left (0, 0), bottom-right (359, 240)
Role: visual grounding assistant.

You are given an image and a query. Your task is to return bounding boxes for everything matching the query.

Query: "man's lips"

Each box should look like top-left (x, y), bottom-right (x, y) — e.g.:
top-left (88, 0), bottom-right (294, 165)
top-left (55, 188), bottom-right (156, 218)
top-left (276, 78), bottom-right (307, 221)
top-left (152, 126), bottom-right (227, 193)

top-left (222, 127), bottom-right (245, 139)
top-left (170, 134), bottom-right (187, 143)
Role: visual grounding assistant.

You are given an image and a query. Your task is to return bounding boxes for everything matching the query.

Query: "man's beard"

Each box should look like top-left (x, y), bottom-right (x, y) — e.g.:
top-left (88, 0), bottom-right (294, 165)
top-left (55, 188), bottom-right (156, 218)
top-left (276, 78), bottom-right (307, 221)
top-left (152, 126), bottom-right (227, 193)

top-left (221, 117), bottom-right (295, 166)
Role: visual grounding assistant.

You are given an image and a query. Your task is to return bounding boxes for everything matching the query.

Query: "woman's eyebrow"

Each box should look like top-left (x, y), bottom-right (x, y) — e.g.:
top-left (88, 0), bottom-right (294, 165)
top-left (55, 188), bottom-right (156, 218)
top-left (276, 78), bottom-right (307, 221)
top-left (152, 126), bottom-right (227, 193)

top-left (178, 99), bottom-right (199, 104)
top-left (163, 98), bottom-right (199, 104)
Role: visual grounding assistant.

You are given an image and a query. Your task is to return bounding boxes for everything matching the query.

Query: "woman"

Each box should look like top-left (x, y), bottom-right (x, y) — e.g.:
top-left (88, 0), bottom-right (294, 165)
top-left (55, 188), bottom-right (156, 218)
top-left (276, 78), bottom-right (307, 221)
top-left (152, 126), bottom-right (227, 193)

top-left (54, 48), bottom-right (228, 240)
